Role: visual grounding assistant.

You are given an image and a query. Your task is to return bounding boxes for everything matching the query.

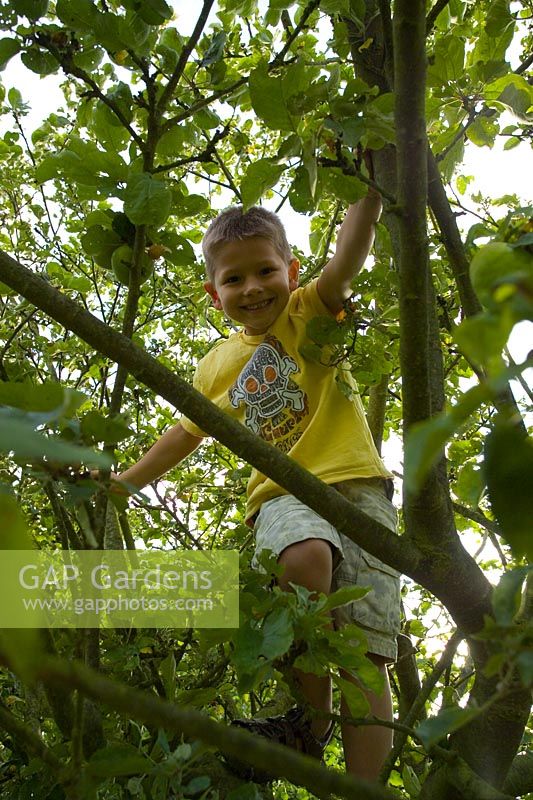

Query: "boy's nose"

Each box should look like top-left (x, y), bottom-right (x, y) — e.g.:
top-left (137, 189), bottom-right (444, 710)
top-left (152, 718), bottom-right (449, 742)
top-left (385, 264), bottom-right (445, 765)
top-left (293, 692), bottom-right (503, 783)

top-left (243, 279), bottom-right (264, 295)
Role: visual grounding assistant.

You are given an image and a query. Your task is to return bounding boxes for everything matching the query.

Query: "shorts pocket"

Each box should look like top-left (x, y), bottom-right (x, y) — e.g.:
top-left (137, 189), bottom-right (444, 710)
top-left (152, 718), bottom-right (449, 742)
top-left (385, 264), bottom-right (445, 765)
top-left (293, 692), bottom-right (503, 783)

top-left (334, 547), bottom-right (401, 638)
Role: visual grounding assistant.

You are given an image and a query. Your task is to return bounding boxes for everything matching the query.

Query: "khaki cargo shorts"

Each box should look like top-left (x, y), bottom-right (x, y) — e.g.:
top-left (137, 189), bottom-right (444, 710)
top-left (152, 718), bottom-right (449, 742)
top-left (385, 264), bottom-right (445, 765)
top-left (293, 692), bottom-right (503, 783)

top-left (252, 478), bottom-right (401, 661)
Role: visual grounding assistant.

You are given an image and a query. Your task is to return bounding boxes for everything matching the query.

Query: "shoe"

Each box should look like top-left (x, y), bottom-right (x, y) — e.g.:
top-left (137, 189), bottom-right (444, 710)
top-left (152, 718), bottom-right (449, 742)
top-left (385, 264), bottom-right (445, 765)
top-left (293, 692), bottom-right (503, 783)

top-left (223, 706), bottom-right (334, 783)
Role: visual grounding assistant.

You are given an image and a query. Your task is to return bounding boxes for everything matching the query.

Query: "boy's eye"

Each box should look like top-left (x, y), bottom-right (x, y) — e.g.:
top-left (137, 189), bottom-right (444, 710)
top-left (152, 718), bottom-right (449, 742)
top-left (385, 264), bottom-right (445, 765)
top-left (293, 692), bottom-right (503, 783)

top-left (224, 275), bottom-right (240, 284)
top-left (260, 266), bottom-right (274, 274)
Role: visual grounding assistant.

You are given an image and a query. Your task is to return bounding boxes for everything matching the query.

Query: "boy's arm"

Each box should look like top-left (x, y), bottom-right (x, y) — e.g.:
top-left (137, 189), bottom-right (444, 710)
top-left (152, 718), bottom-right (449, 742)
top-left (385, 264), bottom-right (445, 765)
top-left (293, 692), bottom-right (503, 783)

top-left (317, 189), bottom-right (382, 314)
top-left (117, 422), bottom-right (203, 492)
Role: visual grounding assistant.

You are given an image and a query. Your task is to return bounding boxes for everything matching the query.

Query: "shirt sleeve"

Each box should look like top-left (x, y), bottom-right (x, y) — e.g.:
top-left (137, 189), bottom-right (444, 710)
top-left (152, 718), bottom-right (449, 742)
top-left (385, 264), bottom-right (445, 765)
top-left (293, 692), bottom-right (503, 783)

top-left (296, 278), bottom-right (337, 319)
top-left (179, 363), bottom-right (209, 438)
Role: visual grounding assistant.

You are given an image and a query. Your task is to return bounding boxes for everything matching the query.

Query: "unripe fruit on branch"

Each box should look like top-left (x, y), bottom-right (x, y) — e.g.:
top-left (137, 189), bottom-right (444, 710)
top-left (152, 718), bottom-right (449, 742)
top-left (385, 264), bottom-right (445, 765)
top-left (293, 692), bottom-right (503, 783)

top-left (111, 244), bottom-right (154, 286)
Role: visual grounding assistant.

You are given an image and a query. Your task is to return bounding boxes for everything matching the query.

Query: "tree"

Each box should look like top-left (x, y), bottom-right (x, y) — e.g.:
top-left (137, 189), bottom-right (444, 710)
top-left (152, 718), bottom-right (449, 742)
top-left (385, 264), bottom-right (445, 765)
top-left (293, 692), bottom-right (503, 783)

top-left (0, 1), bottom-right (532, 798)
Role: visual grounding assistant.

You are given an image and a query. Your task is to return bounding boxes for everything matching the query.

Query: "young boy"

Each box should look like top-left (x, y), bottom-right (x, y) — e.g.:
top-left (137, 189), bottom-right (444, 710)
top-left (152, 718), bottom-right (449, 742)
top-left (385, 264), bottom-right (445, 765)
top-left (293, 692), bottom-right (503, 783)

top-left (116, 194), bottom-right (400, 781)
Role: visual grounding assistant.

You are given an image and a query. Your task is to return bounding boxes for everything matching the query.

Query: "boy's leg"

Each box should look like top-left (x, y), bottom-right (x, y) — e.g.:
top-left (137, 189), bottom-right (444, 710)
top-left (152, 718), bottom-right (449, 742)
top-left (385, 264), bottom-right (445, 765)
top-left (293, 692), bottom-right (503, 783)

top-left (330, 479), bottom-right (400, 779)
top-left (278, 538), bottom-right (334, 740)
top-left (339, 655), bottom-right (393, 780)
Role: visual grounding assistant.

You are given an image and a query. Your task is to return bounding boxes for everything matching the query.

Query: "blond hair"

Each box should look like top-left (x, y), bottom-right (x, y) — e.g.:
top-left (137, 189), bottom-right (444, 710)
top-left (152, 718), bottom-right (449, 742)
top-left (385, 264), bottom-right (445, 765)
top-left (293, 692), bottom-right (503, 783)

top-left (202, 205), bottom-right (293, 279)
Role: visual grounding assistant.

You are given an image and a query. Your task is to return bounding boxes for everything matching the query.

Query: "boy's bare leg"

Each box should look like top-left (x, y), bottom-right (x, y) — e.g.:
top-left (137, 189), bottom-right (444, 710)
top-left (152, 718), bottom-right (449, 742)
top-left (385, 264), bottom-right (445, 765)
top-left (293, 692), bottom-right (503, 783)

top-left (278, 539), bottom-right (333, 740)
top-left (340, 656), bottom-right (393, 780)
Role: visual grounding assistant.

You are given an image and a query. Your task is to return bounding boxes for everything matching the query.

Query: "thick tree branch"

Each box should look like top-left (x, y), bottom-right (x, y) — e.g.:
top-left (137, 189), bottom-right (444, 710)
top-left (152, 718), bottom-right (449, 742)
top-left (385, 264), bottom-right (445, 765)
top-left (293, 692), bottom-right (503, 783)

top-left (0, 701), bottom-right (64, 774)
top-left (503, 751), bottom-right (533, 796)
top-left (394, 0), bottom-right (431, 430)
top-left (26, 655), bottom-right (396, 800)
top-left (366, 372), bottom-right (389, 454)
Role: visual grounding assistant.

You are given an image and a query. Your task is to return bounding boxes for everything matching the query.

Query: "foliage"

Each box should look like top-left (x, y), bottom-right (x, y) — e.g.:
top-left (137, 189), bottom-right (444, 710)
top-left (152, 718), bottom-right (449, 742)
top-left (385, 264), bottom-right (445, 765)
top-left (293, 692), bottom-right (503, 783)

top-left (0, 0), bottom-right (532, 799)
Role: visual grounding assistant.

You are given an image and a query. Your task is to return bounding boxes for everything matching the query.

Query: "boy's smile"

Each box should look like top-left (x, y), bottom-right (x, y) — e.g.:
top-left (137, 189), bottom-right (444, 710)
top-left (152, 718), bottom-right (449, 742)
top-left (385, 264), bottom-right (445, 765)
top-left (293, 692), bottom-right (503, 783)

top-left (204, 237), bottom-right (299, 336)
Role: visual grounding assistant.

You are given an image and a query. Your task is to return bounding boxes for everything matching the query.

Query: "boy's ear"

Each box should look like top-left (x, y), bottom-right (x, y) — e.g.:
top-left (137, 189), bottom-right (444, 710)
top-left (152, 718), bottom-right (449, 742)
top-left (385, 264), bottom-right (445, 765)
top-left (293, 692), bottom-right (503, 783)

top-left (204, 281), bottom-right (222, 310)
top-left (288, 258), bottom-right (300, 291)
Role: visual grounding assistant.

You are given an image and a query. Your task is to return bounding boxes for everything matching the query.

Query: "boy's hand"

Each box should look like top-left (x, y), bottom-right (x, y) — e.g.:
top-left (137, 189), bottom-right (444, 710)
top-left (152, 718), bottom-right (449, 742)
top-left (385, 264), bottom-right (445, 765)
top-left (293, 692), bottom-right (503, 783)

top-left (89, 470), bottom-right (131, 495)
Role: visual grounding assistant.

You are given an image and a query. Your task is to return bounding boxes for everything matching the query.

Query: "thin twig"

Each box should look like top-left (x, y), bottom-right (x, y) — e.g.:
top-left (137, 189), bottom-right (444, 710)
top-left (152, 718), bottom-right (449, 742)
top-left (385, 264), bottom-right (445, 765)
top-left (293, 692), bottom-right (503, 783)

top-left (158, 0), bottom-right (216, 113)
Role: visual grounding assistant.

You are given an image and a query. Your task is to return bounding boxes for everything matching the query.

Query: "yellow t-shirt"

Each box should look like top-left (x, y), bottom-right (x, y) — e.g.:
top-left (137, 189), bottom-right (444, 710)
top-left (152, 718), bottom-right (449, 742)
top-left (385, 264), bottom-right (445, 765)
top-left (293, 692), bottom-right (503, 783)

top-left (180, 280), bottom-right (391, 519)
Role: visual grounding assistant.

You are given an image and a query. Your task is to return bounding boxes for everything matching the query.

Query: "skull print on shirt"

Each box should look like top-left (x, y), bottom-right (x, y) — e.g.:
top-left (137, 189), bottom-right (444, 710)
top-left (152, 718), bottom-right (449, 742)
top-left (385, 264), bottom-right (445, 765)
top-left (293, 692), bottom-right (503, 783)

top-left (229, 335), bottom-right (309, 452)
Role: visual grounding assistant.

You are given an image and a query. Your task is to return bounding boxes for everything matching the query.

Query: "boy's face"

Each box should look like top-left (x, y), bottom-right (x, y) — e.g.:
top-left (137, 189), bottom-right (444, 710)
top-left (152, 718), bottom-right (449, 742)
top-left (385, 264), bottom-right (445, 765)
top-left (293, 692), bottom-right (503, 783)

top-left (204, 237), bottom-right (299, 336)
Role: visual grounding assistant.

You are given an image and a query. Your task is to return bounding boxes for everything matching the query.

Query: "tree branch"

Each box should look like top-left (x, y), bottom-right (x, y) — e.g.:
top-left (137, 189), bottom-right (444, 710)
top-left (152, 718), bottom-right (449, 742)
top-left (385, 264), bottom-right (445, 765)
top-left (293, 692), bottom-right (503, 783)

top-left (271, 0), bottom-right (321, 68)
top-left (425, 0), bottom-right (451, 35)
top-left (380, 631), bottom-right (463, 781)
top-left (158, 0), bottom-right (216, 113)
top-left (0, 701), bottom-right (64, 775)
top-left (503, 751), bottom-right (533, 797)
top-left (427, 151), bottom-right (482, 317)
top-left (25, 655), bottom-right (396, 800)
top-left (394, 0), bottom-right (431, 430)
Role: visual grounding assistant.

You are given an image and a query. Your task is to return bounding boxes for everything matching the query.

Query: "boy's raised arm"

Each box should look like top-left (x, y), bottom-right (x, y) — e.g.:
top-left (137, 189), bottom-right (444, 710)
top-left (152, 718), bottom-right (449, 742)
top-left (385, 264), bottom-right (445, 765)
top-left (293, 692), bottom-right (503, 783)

top-left (317, 188), bottom-right (382, 314)
top-left (116, 422), bottom-right (203, 493)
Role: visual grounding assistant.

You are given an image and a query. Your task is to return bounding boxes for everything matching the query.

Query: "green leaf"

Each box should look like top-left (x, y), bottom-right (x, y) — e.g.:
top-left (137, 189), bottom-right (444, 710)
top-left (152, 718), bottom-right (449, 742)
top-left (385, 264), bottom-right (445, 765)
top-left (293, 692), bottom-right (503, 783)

top-left (306, 315), bottom-right (346, 346)
top-left (261, 607), bottom-right (294, 659)
top-left (0, 38), bottom-right (21, 71)
top-left (454, 462), bottom-right (485, 508)
top-left (155, 651), bottom-right (175, 701)
top-left (516, 651), bottom-right (533, 687)
top-left (403, 765), bottom-right (422, 798)
top-left (332, 674), bottom-right (370, 717)
top-left (184, 776), bottom-right (210, 796)
top-left (465, 116), bottom-right (499, 148)
top-left (11, 0), bottom-right (49, 19)
top-left (484, 420), bottom-right (533, 559)
top-left (116, 12), bottom-right (151, 50)
top-left (136, 0), bottom-right (173, 25)
top-left (200, 30), bottom-right (226, 66)
top-left (56, 0), bottom-right (99, 32)
top-left (156, 124), bottom-right (193, 157)
top-left (227, 784), bottom-right (264, 800)
top-left (81, 225), bottom-right (122, 266)
top-left (175, 687), bottom-right (218, 707)
top-left (1, 493), bottom-right (33, 550)
top-left (323, 168), bottom-right (367, 204)
top-left (492, 567), bottom-right (529, 625)
top-left (240, 159), bottom-right (284, 211)
top-left (0, 381), bottom-right (84, 416)
top-left (485, 0), bottom-right (513, 37)
top-left (289, 165), bottom-right (318, 213)
top-left (298, 342), bottom-right (323, 363)
top-left (0, 416), bottom-right (111, 468)
top-left (453, 313), bottom-right (512, 368)
top-left (20, 48), bottom-right (59, 75)
top-left (321, 585), bottom-right (370, 613)
top-left (72, 46), bottom-right (104, 71)
top-left (80, 410), bottom-right (133, 445)
top-left (484, 74), bottom-right (533, 122)
top-left (416, 706), bottom-right (479, 750)
top-left (124, 173), bottom-right (172, 227)
top-left (427, 35), bottom-right (465, 85)
top-left (249, 60), bottom-right (296, 132)
top-left (404, 385), bottom-right (489, 494)
top-left (105, 82), bottom-right (134, 126)
top-left (86, 743), bottom-right (151, 777)
top-left (0, 629), bottom-right (43, 683)
top-left (7, 87), bottom-right (24, 110)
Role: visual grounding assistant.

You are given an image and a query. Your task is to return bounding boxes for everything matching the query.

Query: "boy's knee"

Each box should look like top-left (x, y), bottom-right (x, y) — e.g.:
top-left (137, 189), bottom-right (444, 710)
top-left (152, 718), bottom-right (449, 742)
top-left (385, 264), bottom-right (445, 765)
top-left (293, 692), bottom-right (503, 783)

top-left (277, 538), bottom-right (333, 594)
